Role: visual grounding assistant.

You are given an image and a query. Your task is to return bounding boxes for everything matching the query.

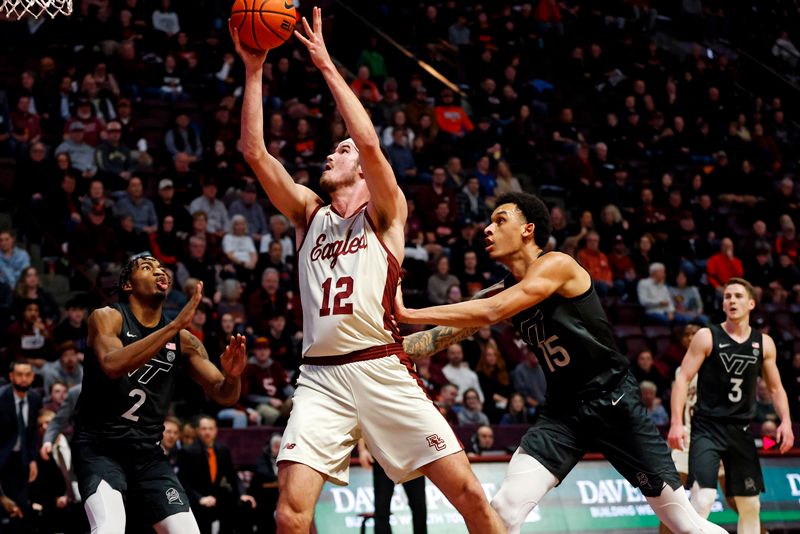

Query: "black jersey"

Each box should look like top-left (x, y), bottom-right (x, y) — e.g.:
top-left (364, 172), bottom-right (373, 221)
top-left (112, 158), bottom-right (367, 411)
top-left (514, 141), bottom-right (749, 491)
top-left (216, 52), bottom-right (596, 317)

top-left (506, 273), bottom-right (629, 402)
top-left (695, 324), bottom-right (762, 424)
top-left (74, 303), bottom-right (182, 448)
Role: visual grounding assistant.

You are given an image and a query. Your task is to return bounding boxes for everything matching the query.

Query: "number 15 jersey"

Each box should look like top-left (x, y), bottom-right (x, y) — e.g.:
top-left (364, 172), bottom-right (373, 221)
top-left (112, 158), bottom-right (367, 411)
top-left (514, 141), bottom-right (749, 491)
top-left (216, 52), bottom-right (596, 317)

top-left (506, 269), bottom-right (629, 403)
top-left (298, 204), bottom-right (401, 357)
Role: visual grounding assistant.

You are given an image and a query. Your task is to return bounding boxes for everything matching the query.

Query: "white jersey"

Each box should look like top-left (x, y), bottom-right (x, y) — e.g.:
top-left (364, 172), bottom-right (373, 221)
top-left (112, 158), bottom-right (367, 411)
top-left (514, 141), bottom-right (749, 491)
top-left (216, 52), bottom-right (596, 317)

top-left (298, 204), bottom-right (401, 357)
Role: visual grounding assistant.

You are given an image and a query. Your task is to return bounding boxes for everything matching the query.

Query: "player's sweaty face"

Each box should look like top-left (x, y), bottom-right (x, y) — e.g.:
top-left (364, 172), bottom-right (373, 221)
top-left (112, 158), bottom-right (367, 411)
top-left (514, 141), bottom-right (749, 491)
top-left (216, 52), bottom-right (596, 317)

top-left (320, 140), bottom-right (360, 193)
top-left (131, 259), bottom-right (170, 294)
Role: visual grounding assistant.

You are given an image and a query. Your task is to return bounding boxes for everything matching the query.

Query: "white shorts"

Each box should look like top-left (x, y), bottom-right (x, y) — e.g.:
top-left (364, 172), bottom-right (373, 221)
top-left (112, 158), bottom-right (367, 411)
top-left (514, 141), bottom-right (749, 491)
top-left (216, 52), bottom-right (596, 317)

top-left (277, 345), bottom-right (461, 485)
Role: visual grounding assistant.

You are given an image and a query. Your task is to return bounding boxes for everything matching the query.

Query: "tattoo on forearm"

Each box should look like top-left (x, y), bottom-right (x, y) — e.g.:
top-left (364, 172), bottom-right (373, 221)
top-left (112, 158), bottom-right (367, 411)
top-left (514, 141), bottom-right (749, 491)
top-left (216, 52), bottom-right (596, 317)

top-left (402, 281), bottom-right (504, 359)
top-left (403, 325), bottom-right (480, 359)
top-left (185, 333), bottom-right (209, 359)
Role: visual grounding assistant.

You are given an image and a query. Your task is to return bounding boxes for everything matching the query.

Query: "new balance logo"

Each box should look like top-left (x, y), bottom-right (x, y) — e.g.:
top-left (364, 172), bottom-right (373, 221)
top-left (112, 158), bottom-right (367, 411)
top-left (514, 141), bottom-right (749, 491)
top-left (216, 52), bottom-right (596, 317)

top-left (284, 443), bottom-right (296, 450)
top-left (426, 434), bottom-right (446, 451)
top-left (126, 331), bottom-right (137, 338)
top-left (719, 352), bottom-right (759, 375)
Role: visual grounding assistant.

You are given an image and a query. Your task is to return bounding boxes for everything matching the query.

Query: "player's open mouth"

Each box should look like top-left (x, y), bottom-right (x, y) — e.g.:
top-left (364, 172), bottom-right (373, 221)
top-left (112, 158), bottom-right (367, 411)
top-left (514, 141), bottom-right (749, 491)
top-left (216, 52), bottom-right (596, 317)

top-left (485, 239), bottom-right (493, 252)
top-left (324, 163), bottom-right (332, 171)
top-left (156, 278), bottom-right (169, 291)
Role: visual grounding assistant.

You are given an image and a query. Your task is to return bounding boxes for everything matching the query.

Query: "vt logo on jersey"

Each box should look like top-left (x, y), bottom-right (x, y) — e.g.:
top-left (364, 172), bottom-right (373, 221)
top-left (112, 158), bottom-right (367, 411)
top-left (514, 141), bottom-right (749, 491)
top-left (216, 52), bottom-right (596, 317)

top-left (719, 352), bottom-right (758, 375)
top-left (129, 359), bottom-right (173, 384)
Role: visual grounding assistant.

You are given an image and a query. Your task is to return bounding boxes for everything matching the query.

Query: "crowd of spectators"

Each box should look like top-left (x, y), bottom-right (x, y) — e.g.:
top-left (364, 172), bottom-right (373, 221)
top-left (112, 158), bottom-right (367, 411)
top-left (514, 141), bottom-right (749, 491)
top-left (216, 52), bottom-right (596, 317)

top-left (1, 0), bottom-right (800, 529)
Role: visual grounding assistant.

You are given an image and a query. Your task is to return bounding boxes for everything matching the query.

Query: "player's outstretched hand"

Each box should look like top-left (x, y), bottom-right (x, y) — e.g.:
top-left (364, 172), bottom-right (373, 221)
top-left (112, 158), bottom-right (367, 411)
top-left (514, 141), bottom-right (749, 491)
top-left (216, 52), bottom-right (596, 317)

top-left (777, 421), bottom-right (794, 454)
top-left (221, 334), bottom-right (247, 379)
top-left (294, 7), bottom-right (332, 70)
top-left (172, 282), bottom-right (203, 332)
top-left (667, 423), bottom-right (688, 451)
top-left (229, 18), bottom-right (268, 70)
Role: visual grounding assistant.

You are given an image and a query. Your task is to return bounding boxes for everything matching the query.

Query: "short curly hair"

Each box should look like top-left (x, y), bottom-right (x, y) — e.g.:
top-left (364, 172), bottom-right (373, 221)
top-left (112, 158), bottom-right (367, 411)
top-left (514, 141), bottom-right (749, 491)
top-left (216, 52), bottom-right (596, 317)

top-left (118, 254), bottom-right (161, 301)
top-left (494, 192), bottom-right (552, 248)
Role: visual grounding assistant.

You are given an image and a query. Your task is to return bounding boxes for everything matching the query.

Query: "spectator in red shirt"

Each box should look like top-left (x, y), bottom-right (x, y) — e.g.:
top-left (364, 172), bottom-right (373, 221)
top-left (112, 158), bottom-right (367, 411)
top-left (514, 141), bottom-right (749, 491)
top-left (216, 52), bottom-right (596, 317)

top-left (435, 89), bottom-right (473, 138)
top-left (350, 66), bottom-right (381, 103)
top-left (706, 237), bottom-right (744, 294)
top-left (577, 231), bottom-right (613, 296)
top-left (240, 337), bottom-right (294, 425)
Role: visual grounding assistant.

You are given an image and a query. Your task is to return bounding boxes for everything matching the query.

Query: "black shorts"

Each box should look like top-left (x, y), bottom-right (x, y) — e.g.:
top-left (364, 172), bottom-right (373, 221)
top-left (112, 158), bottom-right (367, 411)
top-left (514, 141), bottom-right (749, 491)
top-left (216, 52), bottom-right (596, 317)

top-left (689, 417), bottom-right (764, 496)
top-left (520, 371), bottom-right (680, 497)
top-left (73, 440), bottom-right (192, 526)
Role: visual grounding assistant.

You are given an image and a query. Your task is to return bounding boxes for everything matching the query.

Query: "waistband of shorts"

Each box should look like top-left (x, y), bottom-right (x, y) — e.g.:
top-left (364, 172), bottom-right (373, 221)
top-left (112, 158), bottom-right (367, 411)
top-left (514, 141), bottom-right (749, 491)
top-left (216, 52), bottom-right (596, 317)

top-left (301, 342), bottom-right (405, 366)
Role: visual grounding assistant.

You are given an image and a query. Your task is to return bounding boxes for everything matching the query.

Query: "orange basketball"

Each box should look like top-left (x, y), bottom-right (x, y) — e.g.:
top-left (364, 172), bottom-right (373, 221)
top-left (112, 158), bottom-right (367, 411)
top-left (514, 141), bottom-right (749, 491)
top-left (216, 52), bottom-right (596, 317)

top-left (231, 0), bottom-right (297, 51)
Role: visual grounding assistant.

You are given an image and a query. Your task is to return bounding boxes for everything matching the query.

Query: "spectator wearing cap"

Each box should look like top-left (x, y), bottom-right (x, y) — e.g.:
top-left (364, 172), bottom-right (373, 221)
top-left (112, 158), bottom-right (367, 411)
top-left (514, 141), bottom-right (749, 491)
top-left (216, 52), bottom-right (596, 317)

top-left (94, 120), bottom-right (133, 189)
top-left (435, 89), bottom-right (473, 138)
top-left (42, 342), bottom-right (83, 392)
top-left (66, 99), bottom-right (105, 147)
top-left (55, 122), bottom-right (97, 176)
top-left (154, 179), bottom-right (192, 235)
top-left (706, 237), bottom-right (744, 295)
top-left (222, 215), bottom-right (257, 278)
top-left (113, 176), bottom-right (158, 234)
top-left (189, 178), bottom-right (229, 236)
top-left (241, 337), bottom-right (294, 425)
top-left (228, 183), bottom-right (268, 243)
top-left (577, 231), bottom-right (613, 297)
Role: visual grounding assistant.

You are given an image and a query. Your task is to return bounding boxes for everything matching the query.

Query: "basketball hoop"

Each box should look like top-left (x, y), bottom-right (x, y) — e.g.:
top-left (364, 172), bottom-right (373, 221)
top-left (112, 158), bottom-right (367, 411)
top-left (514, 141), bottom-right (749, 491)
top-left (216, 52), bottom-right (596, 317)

top-left (2, 0), bottom-right (72, 19)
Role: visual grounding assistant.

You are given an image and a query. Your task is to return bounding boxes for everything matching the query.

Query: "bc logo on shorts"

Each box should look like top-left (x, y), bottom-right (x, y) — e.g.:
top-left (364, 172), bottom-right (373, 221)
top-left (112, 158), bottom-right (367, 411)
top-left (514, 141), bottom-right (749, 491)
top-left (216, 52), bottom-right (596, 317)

top-left (426, 434), bottom-right (446, 451)
top-left (166, 487), bottom-right (183, 505)
top-left (745, 477), bottom-right (756, 491)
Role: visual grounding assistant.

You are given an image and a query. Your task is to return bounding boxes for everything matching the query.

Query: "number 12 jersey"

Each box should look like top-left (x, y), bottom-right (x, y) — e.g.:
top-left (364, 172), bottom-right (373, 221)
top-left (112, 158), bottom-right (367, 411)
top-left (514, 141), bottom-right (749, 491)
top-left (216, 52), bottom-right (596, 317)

top-left (298, 204), bottom-right (401, 358)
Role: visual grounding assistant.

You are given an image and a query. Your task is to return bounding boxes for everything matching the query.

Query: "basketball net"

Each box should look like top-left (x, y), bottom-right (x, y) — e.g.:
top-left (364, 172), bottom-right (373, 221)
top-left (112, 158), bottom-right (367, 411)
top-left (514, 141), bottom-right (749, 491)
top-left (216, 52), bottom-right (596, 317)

top-left (2, 0), bottom-right (72, 19)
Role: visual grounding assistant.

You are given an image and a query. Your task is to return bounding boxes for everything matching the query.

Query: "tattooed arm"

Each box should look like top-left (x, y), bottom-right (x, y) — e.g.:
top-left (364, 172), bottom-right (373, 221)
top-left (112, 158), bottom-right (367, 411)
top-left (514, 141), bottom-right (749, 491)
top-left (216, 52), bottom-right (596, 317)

top-left (402, 281), bottom-right (505, 360)
top-left (182, 330), bottom-right (247, 406)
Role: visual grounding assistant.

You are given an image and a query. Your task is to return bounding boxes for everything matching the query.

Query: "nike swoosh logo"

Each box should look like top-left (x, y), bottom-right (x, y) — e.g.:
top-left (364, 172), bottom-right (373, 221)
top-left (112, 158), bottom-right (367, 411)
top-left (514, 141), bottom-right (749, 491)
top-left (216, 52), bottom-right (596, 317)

top-left (126, 332), bottom-right (137, 338)
top-left (719, 343), bottom-right (730, 348)
top-left (611, 392), bottom-right (625, 406)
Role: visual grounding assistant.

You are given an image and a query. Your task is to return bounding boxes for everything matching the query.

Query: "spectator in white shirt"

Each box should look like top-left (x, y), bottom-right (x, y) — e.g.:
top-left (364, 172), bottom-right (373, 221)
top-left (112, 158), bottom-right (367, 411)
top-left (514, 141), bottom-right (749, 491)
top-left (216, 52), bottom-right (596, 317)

top-left (223, 215), bottom-right (257, 276)
top-left (441, 344), bottom-right (484, 403)
top-left (637, 262), bottom-right (693, 325)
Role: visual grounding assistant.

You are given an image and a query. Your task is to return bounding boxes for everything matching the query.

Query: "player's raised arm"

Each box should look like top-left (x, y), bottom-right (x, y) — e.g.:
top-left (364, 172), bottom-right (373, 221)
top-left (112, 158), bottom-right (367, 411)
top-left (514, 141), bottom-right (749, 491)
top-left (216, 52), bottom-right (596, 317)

top-left (403, 281), bottom-right (506, 359)
top-left (396, 255), bottom-right (572, 328)
top-left (89, 283), bottom-right (204, 379)
top-left (761, 334), bottom-right (795, 453)
top-left (295, 7), bottom-right (406, 227)
top-left (668, 328), bottom-right (712, 450)
top-left (230, 20), bottom-right (320, 229)
top-left (182, 331), bottom-right (247, 406)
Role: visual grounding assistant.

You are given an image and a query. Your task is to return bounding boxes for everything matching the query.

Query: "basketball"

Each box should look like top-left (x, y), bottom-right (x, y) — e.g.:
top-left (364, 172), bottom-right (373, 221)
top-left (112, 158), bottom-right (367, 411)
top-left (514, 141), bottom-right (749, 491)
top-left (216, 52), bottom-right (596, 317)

top-left (230, 0), bottom-right (297, 51)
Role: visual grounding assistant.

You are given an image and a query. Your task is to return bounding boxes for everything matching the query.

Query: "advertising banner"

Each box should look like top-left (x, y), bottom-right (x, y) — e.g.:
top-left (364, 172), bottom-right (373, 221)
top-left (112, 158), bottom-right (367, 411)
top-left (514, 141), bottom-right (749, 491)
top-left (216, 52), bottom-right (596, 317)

top-left (314, 457), bottom-right (800, 533)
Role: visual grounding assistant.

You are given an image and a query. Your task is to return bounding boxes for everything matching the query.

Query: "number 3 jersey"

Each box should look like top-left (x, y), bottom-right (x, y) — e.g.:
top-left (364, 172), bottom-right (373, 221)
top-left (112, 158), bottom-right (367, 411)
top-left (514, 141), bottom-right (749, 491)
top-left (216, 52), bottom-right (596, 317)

top-left (695, 324), bottom-right (762, 423)
top-left (73, 302), bottom-right (182, 448)
top-left (505, 273), bottom-right (629, 402)
top-left (298, 204), bottom-right (401, 357)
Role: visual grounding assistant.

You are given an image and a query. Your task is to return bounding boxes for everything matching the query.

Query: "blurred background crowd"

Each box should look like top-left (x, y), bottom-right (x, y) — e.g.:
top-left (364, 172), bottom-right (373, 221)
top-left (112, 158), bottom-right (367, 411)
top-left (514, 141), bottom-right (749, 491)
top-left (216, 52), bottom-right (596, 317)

top-left (1, 0), bottom-right (800, 531)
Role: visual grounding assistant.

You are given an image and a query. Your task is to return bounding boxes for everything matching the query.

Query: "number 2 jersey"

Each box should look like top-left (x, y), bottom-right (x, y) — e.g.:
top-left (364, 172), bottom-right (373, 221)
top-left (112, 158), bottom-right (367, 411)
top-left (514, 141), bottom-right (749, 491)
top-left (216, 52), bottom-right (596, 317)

top-left (73, 302), bottom-right (182, 448)
top-left (505, 269), bottom-right (629, 403)
top-left (695, 324), bottom-right (763, 423)
top-left (298, 204), bottom-right (402, 357)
